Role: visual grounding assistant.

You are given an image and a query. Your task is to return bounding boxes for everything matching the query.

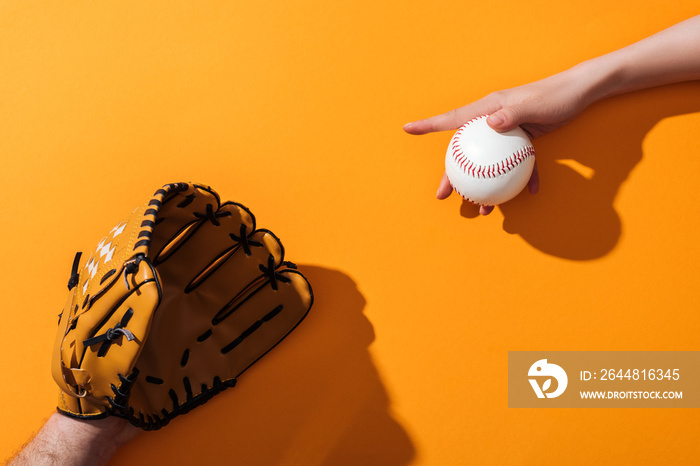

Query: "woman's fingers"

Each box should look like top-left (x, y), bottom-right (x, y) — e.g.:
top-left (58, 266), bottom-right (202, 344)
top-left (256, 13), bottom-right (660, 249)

top-left (404, 100), bottom-right (498, 135)
top-left (528, 161), bottom-right (540, 194)
top-left (436, 172), bottom-right (453, 199)
top-left (479, 205), bottom-right (495, 216)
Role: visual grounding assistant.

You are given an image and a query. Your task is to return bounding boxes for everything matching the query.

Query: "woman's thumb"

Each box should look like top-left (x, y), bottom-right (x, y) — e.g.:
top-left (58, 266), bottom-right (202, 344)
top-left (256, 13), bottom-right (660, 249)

top-left (486, 106), bottom-right (526, 132)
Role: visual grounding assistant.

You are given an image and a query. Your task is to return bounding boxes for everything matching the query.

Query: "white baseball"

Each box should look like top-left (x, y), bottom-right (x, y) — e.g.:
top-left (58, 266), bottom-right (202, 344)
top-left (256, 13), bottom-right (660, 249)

top-left (445, 115), bottom-right (535, 206)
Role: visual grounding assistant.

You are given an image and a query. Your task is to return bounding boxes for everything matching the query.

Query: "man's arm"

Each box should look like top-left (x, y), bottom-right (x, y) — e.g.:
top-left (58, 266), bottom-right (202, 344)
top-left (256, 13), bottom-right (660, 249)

top-left (8, 413), bottom-right (138, 466)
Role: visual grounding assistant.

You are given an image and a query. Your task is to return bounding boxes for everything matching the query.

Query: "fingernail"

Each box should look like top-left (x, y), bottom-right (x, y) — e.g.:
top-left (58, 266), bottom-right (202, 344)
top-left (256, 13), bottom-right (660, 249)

top-left (403, 122), bottom-right (413, 129)
top-left (487, 113), bottom-right (504, 126)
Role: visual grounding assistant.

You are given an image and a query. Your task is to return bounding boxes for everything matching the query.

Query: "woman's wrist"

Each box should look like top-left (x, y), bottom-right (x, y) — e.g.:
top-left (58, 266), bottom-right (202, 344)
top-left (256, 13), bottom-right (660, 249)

top-left (566, 55), bottom-right (625, 107)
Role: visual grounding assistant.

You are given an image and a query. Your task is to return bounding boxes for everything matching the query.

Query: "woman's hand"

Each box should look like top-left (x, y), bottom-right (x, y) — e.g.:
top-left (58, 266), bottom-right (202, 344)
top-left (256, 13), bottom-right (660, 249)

top-left (403, 63), bottom-right (604, 215)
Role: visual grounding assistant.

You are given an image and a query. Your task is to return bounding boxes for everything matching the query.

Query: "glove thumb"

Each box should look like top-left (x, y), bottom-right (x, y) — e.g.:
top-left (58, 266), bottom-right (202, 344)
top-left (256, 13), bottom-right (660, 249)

top-left (486, 106), bottom-right (528, 132)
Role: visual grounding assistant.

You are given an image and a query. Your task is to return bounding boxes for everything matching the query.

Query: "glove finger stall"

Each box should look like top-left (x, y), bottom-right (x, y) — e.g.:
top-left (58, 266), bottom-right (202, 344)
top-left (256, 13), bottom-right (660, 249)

top-left (153, 202), bottom-right (257, 292)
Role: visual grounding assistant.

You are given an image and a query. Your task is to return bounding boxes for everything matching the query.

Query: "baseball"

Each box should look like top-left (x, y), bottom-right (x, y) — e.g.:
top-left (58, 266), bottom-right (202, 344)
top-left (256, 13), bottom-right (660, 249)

top-left (445, 115), bottom-right (535, 206)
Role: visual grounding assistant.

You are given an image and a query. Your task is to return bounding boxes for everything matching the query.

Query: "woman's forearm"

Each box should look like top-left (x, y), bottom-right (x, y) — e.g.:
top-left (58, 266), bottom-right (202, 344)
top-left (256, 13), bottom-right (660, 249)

top-left (577, 15), bottom-right (700, 104)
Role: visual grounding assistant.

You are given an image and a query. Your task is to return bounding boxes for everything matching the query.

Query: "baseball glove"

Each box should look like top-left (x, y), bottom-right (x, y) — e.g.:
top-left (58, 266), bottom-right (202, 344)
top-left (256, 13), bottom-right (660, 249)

top-left (52, 182), bottom-right (313, 430)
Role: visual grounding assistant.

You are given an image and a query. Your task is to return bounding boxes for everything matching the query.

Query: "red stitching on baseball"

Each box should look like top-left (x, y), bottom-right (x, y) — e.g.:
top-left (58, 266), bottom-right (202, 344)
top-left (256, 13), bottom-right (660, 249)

top-left (461, 116), bottom-right (484, 127)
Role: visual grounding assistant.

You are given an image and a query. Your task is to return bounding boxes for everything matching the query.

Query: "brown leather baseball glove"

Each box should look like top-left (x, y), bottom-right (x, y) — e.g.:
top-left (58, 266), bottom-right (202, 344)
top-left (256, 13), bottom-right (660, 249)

top-left (52, 182), bottom-right (313, 430)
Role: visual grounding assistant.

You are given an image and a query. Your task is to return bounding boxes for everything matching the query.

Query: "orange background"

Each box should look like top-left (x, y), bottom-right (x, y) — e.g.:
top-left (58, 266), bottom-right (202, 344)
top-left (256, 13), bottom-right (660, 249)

top-left (1, 1), bottom-right (699, 465)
